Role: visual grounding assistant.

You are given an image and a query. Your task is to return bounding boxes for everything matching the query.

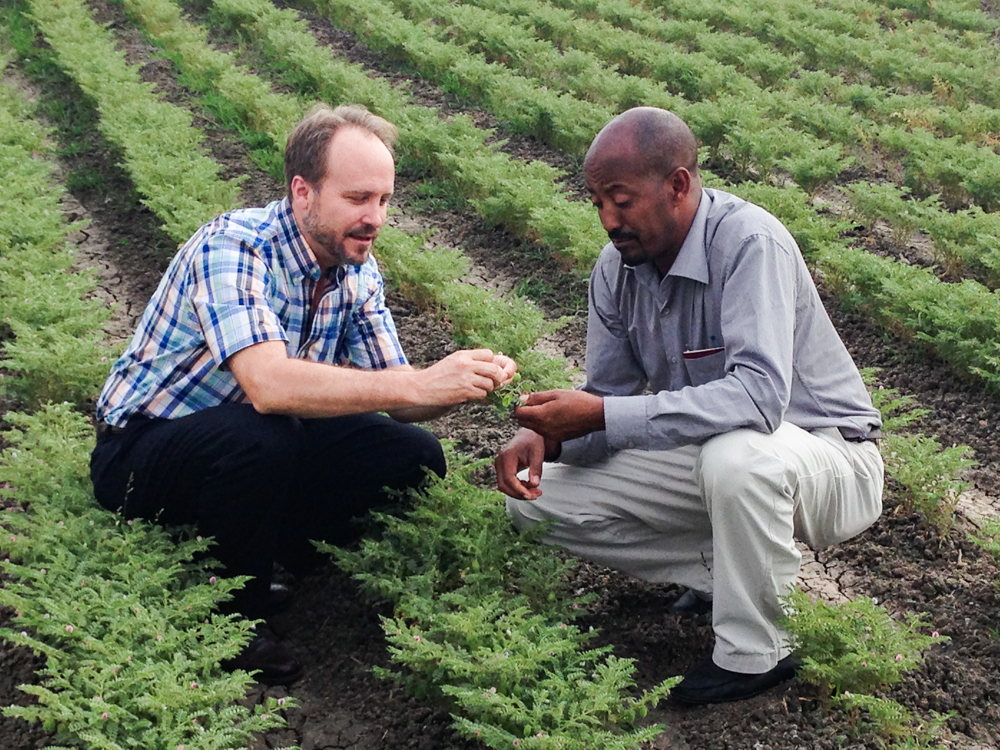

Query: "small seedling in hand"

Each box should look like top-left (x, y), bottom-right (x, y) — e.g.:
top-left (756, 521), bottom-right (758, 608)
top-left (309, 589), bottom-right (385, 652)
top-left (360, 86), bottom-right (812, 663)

top-left (488, 372), bottom-right (522, 415)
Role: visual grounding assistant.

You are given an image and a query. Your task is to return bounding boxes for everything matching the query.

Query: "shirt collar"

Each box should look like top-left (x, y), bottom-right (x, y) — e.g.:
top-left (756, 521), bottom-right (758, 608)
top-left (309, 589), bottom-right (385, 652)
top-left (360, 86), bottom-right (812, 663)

top-left (666, 188), bottom-right (710, 284)
top-left (631, 188), bottom-right (710, 290)
top-left (274, 197), bottom-right (324, 284)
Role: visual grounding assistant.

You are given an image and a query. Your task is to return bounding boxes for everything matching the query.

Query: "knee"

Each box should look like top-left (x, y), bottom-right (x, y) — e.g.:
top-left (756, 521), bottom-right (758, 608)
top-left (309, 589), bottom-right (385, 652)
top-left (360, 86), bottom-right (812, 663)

top-left (696, 429), bottom-right (775, 501)
top-left (396, 425), bottom-right (446, 481)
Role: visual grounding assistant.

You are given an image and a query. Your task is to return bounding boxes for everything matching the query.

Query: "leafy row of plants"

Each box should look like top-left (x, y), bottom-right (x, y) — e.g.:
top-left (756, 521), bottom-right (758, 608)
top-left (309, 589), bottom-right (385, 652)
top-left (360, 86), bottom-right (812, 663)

top-left (643, 0), bottom-right (1000, 105)
top-left (24, 0), bottom-right (243, 243)
top-left (320, 448), bottom-right (677, 748)
top-left (373, 0), bottom-right (1000, 215)
top-left (551, 0), bottom-right (1000, 146)
top-left (0, 45), bottom-right (295, 748)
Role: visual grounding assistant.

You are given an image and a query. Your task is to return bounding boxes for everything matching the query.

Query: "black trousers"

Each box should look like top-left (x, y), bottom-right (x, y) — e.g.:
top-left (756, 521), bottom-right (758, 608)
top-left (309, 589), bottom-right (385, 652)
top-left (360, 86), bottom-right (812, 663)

top-left (90, 404), bottom-right (446, 618)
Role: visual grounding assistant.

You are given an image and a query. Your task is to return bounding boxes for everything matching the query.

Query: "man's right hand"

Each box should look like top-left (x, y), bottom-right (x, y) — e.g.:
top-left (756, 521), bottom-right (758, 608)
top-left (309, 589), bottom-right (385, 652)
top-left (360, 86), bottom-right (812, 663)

top-left (495, 428), bottom-right (559, 500)
top-left (416, 349), bottom-right (506, 405)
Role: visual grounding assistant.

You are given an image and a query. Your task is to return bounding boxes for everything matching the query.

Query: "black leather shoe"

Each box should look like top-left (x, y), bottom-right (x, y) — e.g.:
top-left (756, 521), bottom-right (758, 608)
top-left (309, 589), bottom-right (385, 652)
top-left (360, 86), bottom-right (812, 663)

top-left (221, 627), bottom-right (304, 686)
top-left (262, 582), bottom-right (293, 617)
top-left (666, 588), bottom-right (713, 618)
top-left (671, 654), bottom-right (798, 705)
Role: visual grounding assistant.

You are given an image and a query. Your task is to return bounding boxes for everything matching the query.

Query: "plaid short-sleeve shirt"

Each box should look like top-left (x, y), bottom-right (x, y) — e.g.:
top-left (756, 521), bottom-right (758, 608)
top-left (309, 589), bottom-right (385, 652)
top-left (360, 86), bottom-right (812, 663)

top-left (96, 198), bottom-right (408, 427)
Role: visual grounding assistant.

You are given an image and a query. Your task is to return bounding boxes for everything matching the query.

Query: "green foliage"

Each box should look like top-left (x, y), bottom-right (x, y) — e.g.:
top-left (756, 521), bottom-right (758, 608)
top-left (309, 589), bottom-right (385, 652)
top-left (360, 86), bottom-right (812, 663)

top-left (780, 588), bottom-right (946, 701)
top-left (969, 516), bottom-right (1000, 564)
top-left (0, 74), bottom-right (116, 406)
top-left (487, 371), bottom-right (522, 414)
top-left (833, 693), bottom-right (950, 748)
top-left (326, 450), bottom-right (676, 747)
top-left (25, 0), bottom-right (242, 241)
top-left (0, 406), bottom-right (297, 750)
top-left (861, 370), bottom-right (974, 531)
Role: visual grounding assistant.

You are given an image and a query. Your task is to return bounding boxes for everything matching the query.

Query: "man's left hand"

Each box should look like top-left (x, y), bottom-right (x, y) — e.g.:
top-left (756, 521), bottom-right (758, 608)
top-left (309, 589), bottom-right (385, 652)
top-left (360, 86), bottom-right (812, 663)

top-left (515, 389), bottom-right (604, 444)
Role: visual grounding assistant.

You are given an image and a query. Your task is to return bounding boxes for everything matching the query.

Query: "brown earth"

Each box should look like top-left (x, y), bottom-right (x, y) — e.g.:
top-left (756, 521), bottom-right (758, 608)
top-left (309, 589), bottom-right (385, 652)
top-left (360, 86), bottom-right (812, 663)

top-left (1, 4), bottom-right (1000, 750)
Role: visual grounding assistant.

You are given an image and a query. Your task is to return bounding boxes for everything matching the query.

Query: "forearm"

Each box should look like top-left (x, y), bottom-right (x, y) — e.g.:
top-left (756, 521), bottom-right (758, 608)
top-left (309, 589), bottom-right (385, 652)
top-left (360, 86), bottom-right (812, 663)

top-left (387, 403), bottom-right (455, 423)
top-left (235, 353), bottom-right (425, 418)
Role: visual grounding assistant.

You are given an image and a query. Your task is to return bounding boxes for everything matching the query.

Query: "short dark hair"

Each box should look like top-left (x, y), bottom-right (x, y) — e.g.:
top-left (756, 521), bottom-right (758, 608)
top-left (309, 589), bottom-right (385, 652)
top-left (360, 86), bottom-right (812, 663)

top-left (283, 104), bottom-right (398, 194)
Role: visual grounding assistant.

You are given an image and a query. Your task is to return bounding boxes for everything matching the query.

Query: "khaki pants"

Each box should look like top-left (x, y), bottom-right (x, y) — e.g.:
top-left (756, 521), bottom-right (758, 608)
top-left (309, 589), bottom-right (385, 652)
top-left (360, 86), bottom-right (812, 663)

top-left (506, 422), bottom-right (884, 673)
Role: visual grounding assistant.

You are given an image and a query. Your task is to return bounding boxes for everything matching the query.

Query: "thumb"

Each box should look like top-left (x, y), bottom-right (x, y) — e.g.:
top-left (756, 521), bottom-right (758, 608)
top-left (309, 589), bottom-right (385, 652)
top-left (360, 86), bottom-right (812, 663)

top-left (520, 390), bottom-right (559, 406)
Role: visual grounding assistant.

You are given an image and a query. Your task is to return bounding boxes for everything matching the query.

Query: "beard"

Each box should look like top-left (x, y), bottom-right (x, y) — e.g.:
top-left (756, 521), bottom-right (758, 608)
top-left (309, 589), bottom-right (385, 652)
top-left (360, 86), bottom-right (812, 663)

top-left (302, 205), bottom-right (378, 267)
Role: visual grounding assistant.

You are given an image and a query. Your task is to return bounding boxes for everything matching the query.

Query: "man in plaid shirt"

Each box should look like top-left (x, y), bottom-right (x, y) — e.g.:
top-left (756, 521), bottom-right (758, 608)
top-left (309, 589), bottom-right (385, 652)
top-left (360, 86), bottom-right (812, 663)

top-left (91, 104), bottom-right (516, 684)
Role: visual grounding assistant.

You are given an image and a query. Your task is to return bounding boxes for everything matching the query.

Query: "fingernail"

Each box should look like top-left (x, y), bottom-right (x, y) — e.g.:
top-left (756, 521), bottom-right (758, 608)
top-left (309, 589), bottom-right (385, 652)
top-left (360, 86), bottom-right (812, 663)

top-left (519, 393), bottom-right (529, 402)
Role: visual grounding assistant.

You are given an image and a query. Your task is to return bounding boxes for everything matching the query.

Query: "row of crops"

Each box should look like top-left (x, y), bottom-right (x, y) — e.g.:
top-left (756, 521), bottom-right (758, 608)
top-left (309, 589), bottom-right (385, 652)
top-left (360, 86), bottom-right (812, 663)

top-left (1, 0), bottom-right (999, 745)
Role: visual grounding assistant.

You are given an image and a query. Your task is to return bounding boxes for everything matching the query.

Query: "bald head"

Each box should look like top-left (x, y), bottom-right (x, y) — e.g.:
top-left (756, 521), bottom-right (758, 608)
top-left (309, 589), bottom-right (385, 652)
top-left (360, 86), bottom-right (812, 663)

top-left (584, 107), bottom-right (699, 180)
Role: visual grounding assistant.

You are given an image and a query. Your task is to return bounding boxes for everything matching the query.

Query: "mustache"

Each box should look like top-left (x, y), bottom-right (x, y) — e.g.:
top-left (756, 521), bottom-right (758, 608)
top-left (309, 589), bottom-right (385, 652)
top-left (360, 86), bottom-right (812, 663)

top-left (608, 229), bottom-right (639, 243)
top-left (347, 224), bottom-right (380, 240)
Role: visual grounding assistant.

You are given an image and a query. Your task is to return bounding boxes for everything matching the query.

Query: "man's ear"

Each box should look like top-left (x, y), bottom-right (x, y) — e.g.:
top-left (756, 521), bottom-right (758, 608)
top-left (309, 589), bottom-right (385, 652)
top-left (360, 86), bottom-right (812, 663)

top-left (289, 175), bottom-right (314, 211)
top-left (668, 167), bottom-right (693, 202)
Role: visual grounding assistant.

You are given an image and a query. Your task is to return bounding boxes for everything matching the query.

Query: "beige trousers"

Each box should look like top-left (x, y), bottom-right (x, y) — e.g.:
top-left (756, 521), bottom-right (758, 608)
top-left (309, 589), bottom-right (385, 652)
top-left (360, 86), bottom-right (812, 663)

top-left (506, 422), bottom-right (884, 673)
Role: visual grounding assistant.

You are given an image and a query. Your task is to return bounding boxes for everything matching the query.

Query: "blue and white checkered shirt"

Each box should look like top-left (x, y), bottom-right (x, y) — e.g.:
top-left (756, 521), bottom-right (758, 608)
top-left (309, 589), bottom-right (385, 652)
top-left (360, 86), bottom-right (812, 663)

top-left (96, 198), bottom-right (407, 427)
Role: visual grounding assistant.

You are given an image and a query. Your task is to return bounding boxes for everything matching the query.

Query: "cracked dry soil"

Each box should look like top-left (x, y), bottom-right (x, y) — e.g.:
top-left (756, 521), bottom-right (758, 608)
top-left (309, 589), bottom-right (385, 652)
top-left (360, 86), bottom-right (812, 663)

top-left (3, 8), bottom-right (1000, 750)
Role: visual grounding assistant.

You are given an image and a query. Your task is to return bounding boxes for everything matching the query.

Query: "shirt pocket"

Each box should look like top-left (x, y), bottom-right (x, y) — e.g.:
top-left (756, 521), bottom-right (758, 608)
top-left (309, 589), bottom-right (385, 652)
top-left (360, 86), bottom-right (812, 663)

top-left (682, 349), bottom-right (726, 386)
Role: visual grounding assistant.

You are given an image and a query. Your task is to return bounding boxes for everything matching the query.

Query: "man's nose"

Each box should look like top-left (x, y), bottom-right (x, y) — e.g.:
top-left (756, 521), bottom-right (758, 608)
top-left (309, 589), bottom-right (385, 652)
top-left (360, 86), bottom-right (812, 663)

top-left (365, 201), bottom-right (386, 229)
top-left (598, 205), bottom-right (621, 233)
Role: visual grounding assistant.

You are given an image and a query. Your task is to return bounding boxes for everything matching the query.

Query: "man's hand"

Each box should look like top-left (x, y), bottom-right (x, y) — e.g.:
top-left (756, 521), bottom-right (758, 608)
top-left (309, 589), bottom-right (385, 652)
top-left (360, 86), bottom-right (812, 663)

top-left (493, 352), bottom-right (517, 387)
top-left (495, 428), bottom-right (560, 500)
top-left (514, 389), bottom-right (605, 444)
top-left (415, 349), bottom-right (506, 405)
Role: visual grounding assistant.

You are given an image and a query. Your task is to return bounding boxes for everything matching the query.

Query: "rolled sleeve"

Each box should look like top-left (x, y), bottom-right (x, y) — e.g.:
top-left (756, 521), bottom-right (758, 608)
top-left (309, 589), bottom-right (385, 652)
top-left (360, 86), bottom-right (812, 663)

top-left (190, 236), bottom-right (288, 367)
top-left (344, 267), bottom-right (407, 370)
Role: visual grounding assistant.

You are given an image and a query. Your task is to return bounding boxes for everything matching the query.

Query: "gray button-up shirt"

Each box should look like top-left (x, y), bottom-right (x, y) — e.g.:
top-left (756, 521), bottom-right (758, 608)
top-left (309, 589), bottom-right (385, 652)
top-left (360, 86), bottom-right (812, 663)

top-left (559, 187), bottom-right (881, 466)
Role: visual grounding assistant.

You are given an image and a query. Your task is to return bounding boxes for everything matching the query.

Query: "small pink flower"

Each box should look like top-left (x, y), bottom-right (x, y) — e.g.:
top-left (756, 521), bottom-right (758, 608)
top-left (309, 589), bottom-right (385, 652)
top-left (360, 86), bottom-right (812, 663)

top-left (932, 631), bottom-right (940, 638)
top-left (536, 732), bottom-right (544, 738)
top-left (895, 654), bottom-right (903, 661)
top-left (9, 536), bottom-right (15, 543)
top-left (413, 635), bottom-right (421, 642)
top-left (513, 741), bottom-right (519, 747)
top-left (190, 682), bottom-right (198, 689)
top-left (196, 536), bottom-right (202, 541)
top-left (58, 521), bottom-right (64, 526)
top-left (39, 569), bottom-right (46, 575)
top-left (490, 687), bottom-right (497, 693)
top-left (65, 625), bottom-right (74, 633)
top-left (113, 668), bottom-right (118, 674)
top-left (156, 634), bottom-right (163, 641)
top-left (177, 746), bottom-right (185, 750)
top-left (101, 712), bottom-right (109, 720)
top-left (277, 698), bottom-right (286, 706)
top-left (261, 714), bottom-right (269, 720)
top-left (209, 576), bottom-right (217, 584)
top-left (474, 730), bottom-right (481, 737)
top-left (127, 520), bottom-right (132, 526)
top-left (861, 662), bottom-right (868, 667)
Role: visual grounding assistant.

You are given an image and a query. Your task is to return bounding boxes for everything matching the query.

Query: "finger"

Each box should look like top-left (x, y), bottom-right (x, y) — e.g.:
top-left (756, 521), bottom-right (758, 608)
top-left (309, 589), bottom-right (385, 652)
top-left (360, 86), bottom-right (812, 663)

top-left (472, 361), bottom-right (505, 380)
top-left (464, 348), bottom-right (497, 362)
top-left (526, 443), bottom-right (544, 488)
top-left (520, 390), bottom-right (560, 406)
top-left (495, 454), bottom-right (533, 499)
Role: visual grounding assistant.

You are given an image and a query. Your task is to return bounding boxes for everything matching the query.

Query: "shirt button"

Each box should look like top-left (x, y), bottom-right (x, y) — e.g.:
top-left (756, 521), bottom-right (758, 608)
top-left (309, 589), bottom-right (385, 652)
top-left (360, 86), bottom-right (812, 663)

top-left (627, 441), bottom-right (635, 449)
top-left (671, 356), bottom-right (678, 363)
top-left (662, 307), bottom-right (670, 316)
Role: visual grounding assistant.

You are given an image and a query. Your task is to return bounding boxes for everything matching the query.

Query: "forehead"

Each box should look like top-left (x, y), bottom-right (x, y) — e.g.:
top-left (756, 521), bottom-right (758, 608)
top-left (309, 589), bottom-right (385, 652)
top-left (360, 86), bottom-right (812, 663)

top-left (584, 136), bottom-right (650, 191)
top-left (322, 127), bottom-right (395, 191)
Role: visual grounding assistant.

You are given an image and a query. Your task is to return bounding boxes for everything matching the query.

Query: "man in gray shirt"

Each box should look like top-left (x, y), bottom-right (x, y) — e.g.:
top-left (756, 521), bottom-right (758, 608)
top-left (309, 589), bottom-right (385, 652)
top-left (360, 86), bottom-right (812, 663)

top-left (495, 107), bottom-right (884, 705)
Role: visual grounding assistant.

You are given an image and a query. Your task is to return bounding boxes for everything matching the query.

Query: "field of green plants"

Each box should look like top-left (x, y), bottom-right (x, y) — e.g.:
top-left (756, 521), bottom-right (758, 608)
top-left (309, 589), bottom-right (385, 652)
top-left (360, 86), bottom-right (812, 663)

top-left (2, 0), bottom-right (1000, 746)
